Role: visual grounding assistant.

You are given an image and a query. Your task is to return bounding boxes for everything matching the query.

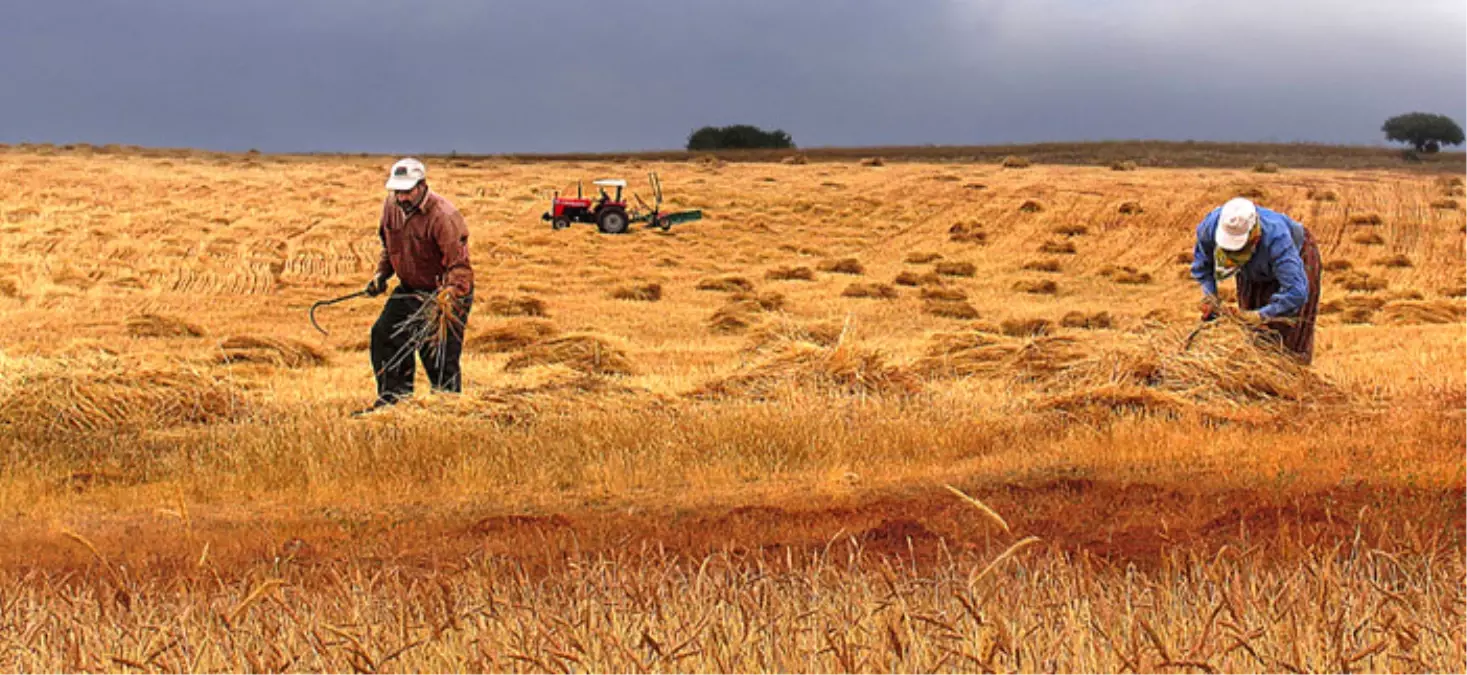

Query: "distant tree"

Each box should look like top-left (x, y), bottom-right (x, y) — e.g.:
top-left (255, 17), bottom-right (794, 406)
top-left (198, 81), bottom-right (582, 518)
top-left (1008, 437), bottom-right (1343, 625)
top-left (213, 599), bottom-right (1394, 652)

top-left (1381, 112), bottom-right (1464, 153)
top-left (686, 124), bottom-right (795, 151)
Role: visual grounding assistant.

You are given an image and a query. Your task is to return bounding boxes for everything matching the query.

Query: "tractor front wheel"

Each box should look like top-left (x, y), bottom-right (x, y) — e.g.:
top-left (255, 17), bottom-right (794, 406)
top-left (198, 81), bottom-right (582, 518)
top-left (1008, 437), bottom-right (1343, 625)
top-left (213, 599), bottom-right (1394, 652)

top-left (597, 208), bottom-right (629, 234)
top-left (552, 216), bottom-right (571, 230)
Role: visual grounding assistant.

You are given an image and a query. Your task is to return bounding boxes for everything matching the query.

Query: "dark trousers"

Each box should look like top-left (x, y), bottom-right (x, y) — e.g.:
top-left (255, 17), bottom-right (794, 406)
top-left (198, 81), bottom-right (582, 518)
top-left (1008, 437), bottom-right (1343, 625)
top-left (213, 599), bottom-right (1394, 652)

top-left (370, 286), bottom-right (473, 403)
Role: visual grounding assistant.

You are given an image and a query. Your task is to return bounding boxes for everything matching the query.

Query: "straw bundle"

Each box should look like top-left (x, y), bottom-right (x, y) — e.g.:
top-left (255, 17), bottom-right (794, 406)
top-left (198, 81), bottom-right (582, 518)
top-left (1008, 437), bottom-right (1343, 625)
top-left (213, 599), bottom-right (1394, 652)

top-left (503, 333), bottom-right (635, 376)
top-left (126, 313), bottom-right (205, 338)
top-left (691, 341), bottom-right (919, 400)
top-left (465, 318), bottom-right (559, 354)
top-left (744, 317), bottom-right (845, 353)
top-left (0, 357), bottom-right (248, 435)
top-left (218, 336), bottom-right (328, 368)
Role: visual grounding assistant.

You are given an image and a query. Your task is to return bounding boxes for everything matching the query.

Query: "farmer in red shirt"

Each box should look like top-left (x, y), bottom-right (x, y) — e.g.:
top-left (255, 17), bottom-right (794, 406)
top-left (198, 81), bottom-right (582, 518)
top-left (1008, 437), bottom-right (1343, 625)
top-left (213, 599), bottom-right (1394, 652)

top-left (358, 158), bottom-right (474, 414)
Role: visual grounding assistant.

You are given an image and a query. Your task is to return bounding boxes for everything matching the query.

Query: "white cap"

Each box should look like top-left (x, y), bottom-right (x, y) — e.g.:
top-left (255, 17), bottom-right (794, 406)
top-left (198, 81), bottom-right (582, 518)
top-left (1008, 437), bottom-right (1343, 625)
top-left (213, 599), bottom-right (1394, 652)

top-left (385, 158), bottom-right (426, 191)
top-left (1216, 197), bottom-right (1258, 251)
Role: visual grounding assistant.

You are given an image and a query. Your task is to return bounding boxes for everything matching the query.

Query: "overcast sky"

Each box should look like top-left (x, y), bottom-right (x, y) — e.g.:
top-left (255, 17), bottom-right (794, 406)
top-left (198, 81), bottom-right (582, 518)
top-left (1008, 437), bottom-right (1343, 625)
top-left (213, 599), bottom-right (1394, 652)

top-left (3, 0), bottom-right (1463, 154)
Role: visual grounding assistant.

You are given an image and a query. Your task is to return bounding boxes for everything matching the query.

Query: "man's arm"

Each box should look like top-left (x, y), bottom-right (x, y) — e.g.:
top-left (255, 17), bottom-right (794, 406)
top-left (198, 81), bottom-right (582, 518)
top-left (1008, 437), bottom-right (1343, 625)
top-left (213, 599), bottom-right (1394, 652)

top-left (1190, 211), bottom-right (1219, 299)
top-left (434, 210), bottom-right (474, 296)
top-left (375, 199), bottom-right (395, 280)
top-left (1258, 234), bottom-right (1308, 319)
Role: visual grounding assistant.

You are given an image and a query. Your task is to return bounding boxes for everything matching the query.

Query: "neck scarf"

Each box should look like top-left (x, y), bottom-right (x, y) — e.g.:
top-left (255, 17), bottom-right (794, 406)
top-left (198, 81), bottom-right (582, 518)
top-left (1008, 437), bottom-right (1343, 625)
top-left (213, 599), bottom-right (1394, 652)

top-left (1215, 225), bottom-right (1262, 281)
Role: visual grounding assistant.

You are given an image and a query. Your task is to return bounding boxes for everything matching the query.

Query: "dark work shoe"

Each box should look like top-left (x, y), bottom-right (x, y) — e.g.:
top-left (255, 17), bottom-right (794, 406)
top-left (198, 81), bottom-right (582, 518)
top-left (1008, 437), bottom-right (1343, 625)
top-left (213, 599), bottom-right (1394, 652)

top-left (350, 399), bottom-right (396, 417)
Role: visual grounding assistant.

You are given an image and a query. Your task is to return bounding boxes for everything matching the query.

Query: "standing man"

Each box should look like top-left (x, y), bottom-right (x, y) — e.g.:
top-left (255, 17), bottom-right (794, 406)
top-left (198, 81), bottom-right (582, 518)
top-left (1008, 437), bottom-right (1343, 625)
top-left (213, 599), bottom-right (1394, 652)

top-left (1191, 197), bottom-right (1322, 364)
top-left (359, 158), bottom-right (474, 413)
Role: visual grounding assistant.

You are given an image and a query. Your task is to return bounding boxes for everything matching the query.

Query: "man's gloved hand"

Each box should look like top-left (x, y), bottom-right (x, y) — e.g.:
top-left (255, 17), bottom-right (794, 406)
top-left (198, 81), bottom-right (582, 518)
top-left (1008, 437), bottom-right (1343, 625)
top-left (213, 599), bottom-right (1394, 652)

top-left (1220, 305), bottom-right (1264, 326)
top-left (365, 273), bottom-right (390, 297)
top-left (1199, 294), bottom-right (1221, 321)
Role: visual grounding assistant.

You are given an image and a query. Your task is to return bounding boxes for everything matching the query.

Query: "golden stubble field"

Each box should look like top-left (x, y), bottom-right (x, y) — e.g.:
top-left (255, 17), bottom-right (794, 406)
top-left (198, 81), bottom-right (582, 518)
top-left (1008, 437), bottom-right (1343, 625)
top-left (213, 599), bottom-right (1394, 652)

top-left (0, 146), bottom-right (1463, 671)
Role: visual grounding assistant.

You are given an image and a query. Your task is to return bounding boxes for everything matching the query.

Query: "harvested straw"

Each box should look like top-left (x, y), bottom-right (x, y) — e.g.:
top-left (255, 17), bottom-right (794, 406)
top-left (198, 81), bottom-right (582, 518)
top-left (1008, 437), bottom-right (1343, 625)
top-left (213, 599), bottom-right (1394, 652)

top-left (917, 331), bottom-right (1085, 381)
top-left (744, 317), bottom-right (845, 353)
top-left (730, 291), bottom-right (786, 312)
top-left (1052, 223), bottom-right (1087, 236)
top-left (465, 318), bottom-right (559, 354)
top-left (385, 287), bottom-right (468, 373)
top-left (920, 286), bottom-right (967, 301)
top-left (1318, 295), bottom-right (1385, 315)
top-left (1000, 318), bottom-right (1053, 337)
top-left (1110, 160), bottom-right (1138, 171)
top-left (765, 266), bottom-right (816, 281)
top-left (905, 252), bottom-right (942, 264)
top-left (1001, 155), bottom-right (1030, 169)
top-left (1372, 254), bottom-right (1412, 268)
top-left (610, 282), bottom-right (662, 301)
top-left (935, 261), bottom-right (977, 277)
top-left (707, 293), bottom-right (783, 334)
top-left (1014, 279), bottom-right (1059, 294)
top-left (218, 336), bottom-right (328, 368)
top-left (842, 283), bottom-right (898, 299)
top-left (485, 294), bottom-right (546, 317)
top-left (818, 258), bottom-right (865, 275)
top-left (1376, 300), bottom-right (1463, 325)
top-left (1036, 317), bottom-right (1342, 409)
top-left (1033, 383), bottom-right (1189, 417)
top-left (126, 313), bottom-right (204, 338)
top-left (691, 340), bottom-right (919, 400)
top-left (1118, 201), bottom-right (1144, 215)
top-left (1349, 212), bottom-right (1383, 226)
top-left (504, 333), bottom-right (635, 376)
top-left (1060, 311), bottom-right (1113, 330)
top-left (1023, 259), bottom-right (1063, 273)
top-left (696, 275), bottom-right (755, 293)
top-left (1039, 240), bottom-right (1076, 255)
top-left (0, 356), bottom-right (248, 435)
top-left (893, 271), bottom-right (924, 287)
top-left (859, 156), bottom-right (885, 167)
top-left (949, 222), bottom-right (987, 244)
top-left (1018, 199), bottom-right (1045, 213)
top-left (924, 299), bottom-right (980, 320)
top-left (1307, 188), bottom-right (1339, 202)
top-left (1098, 265), bottom-right (1152, 285)
top-left (1339, 271), bottom-right (1387, 292)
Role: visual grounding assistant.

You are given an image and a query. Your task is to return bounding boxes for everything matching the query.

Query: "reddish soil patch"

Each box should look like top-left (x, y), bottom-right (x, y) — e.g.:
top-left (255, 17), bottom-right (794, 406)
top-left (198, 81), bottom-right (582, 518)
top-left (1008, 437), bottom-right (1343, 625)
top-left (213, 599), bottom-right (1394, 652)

top-left (7, 480), bottom-right (1461, 582)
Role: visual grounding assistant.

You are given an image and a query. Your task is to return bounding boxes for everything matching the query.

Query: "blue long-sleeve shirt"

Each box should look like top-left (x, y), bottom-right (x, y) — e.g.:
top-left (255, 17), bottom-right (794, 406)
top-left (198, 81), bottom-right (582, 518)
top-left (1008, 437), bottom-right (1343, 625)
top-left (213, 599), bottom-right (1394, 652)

top-left (1191, 206), bottom-right (1309, 319)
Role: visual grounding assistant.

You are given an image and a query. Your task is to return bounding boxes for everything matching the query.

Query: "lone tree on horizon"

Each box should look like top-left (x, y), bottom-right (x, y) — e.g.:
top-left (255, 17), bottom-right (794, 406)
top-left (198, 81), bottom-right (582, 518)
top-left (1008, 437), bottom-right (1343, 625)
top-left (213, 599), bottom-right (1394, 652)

top-left (687, 124), bottom-right (795, 151)
top-left (1381, 112), bottom-right (1464, 153)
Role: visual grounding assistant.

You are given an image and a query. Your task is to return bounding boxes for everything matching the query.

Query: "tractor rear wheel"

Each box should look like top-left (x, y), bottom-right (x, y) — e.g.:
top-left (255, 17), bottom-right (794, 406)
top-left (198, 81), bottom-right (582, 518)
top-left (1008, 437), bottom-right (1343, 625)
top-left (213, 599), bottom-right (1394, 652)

top-left (597, 208), bottom-right (629, 234)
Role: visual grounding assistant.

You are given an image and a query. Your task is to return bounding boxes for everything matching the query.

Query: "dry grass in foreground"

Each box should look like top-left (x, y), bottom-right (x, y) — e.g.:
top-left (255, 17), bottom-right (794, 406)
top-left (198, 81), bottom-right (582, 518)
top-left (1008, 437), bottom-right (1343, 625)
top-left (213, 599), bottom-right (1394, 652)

top-left (5, 532), bottom-right (1460, 673)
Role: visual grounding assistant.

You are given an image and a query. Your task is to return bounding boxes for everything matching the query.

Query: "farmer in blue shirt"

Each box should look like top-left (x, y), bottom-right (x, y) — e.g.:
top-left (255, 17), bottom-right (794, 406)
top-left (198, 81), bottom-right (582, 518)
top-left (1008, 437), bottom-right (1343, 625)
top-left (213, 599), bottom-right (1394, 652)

top-left (1192, 197), bottom-right (1323, 363)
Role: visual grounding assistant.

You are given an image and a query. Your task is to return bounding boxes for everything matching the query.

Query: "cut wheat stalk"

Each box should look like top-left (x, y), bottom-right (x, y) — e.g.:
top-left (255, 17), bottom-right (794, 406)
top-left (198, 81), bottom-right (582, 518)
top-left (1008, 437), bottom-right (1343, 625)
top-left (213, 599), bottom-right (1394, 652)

top-left (384, 288), bottom-right (468, 375)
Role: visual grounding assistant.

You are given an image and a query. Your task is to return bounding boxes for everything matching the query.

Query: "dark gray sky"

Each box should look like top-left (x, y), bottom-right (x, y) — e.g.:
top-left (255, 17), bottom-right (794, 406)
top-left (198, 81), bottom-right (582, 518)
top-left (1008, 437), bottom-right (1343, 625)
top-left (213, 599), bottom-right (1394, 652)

top-left (4, 0), bottom-right (1464, 154)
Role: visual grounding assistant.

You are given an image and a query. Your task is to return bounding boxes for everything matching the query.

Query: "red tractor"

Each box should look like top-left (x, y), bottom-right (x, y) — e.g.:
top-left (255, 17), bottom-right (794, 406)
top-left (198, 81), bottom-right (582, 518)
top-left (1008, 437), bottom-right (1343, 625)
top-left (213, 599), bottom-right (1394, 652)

top-left (542, 172), bottom-right (701, 234)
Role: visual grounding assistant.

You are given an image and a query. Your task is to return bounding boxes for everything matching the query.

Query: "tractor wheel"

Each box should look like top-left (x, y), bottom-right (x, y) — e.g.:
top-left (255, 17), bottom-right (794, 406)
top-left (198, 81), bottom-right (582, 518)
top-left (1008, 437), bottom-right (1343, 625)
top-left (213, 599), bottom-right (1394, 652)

top-left (552, 216), bottom-right (571, 230)
top-left (597, 208), bottom-right (629, 234)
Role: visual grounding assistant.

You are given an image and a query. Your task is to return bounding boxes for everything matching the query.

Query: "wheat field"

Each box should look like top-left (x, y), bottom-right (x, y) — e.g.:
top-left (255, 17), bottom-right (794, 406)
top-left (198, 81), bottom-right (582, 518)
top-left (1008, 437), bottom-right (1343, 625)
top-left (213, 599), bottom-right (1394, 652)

top-left (0, 145), bottom-right (1462, 672)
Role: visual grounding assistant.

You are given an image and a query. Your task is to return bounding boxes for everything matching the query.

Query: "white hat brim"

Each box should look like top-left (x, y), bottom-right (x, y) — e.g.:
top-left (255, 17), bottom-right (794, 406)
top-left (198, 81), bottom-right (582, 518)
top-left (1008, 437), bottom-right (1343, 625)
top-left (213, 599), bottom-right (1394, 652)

top-left (1216, 225), bottom-right (1250, 251)
top-left (385, 176), bottom-right (421, 191)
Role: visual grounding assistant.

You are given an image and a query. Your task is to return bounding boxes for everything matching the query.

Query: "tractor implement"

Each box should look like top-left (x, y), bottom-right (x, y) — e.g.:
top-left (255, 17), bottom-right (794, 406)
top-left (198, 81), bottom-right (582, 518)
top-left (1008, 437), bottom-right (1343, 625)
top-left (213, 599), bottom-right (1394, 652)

top-left (542, 171), bottom-right (701, 233)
